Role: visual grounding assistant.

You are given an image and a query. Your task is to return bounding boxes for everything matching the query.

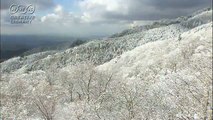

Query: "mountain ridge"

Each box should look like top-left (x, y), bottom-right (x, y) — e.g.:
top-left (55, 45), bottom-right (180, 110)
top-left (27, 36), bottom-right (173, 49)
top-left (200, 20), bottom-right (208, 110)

top-left (1, 8), bottom-right (212, 73)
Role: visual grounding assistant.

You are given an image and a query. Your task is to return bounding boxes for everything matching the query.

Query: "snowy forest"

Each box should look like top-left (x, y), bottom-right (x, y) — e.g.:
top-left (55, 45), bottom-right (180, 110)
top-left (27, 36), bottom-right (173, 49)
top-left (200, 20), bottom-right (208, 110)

top-left (0, 8), bottom-right (212, 120)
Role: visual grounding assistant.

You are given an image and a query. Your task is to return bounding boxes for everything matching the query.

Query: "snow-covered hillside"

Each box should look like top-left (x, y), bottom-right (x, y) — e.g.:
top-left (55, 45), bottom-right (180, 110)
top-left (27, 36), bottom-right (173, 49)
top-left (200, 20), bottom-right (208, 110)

top-left (1, 9), bottom-right (212, 73)
top-left (1, 9), bottom-right (212, 120)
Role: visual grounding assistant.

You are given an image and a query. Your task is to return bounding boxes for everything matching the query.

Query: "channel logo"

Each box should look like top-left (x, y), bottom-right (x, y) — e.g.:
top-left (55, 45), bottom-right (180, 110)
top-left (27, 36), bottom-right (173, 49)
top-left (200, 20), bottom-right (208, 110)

top-left (9, 4), bottom-right (35, 14)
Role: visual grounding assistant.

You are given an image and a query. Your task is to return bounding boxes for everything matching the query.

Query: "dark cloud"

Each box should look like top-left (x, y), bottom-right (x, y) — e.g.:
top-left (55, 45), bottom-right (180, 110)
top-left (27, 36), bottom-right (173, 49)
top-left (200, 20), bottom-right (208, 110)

top-left (1, 1), bottom-right (19, 10)
top-left (1, 0), bottom-right (212, 36)
top-left (144, 0), bottom-right (211, 9)
top-left (97, 0), bottom-right (212, 20)
top-left (0, 0), bottom-right (55, 10)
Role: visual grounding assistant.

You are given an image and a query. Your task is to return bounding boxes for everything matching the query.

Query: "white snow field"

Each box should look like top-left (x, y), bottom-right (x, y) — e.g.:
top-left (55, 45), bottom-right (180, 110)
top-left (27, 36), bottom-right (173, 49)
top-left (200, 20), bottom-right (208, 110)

top-left (0, 9), bottom-right (212, 120)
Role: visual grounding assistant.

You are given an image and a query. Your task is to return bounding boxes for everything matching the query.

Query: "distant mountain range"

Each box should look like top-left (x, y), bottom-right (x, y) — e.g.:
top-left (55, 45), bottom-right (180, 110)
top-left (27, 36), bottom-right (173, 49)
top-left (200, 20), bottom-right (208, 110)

top-left (0, 35), bottom-right (88, 62)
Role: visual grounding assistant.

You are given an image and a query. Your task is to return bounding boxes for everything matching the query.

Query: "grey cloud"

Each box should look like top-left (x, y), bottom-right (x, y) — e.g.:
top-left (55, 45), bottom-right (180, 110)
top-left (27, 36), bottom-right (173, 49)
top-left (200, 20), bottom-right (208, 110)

top-left (33, 0), bottom-right (55, 9)
top-left (0, 0), bottom-right (55, 28)
top-left (144, 0), bottom-right (211, 9)
top-left (1, 1), bottom-right (20, 10)
top-left (101, 0), bottom-right (211, 20)
top-left (0, 0), bottom-right (55, 10)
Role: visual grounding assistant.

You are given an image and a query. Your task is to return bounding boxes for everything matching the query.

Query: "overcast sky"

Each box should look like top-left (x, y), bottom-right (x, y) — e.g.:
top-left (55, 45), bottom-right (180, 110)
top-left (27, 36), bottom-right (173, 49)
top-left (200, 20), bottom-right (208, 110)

top-left (0, 0), bottom-right (211, 37)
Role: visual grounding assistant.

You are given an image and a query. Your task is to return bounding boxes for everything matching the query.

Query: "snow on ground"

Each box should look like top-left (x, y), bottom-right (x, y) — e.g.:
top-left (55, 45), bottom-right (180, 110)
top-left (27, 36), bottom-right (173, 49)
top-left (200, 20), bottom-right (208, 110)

top-left (1, 9), bottom-right (211, 74)
top-left (0, 9), bottom-right (212, 120)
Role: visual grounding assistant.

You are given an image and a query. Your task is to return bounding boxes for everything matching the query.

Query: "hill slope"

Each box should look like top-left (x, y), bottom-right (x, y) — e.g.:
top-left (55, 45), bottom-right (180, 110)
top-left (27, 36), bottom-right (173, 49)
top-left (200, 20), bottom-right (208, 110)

top-left (1, 9), bottom-right (212, 120)
top-left (1, 9), bottom-right (212, 73)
